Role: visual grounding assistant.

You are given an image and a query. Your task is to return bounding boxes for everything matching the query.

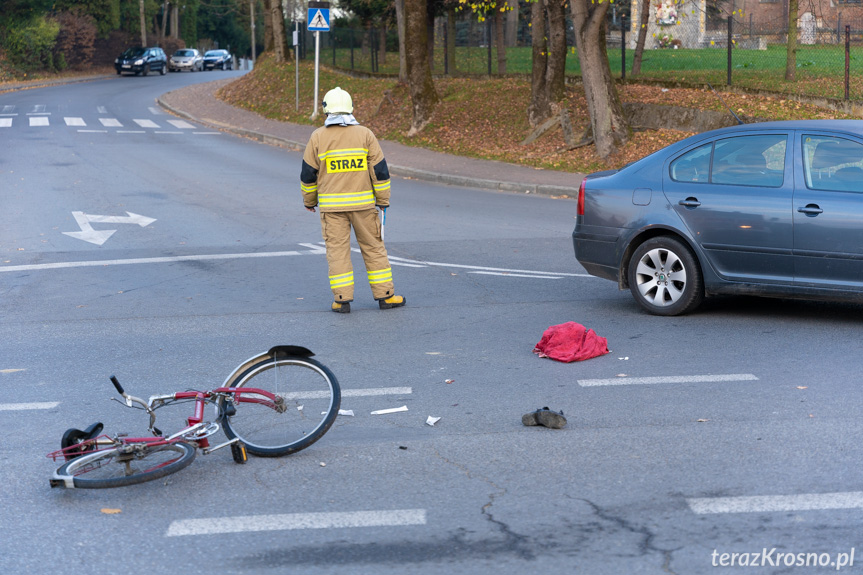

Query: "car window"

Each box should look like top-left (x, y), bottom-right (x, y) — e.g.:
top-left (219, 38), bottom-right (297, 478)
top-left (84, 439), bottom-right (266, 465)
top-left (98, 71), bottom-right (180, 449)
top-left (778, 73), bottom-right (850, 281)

top-left (803, 135), bottom-right (863, 193)
top-left (710, 134), bottom-right (786, 187)
top-left (205, 51), bottom-right (219, 57)
top-left (176, 50), bottom-right (193, 56)
top-left (670, 143), bottom-right (712, 183)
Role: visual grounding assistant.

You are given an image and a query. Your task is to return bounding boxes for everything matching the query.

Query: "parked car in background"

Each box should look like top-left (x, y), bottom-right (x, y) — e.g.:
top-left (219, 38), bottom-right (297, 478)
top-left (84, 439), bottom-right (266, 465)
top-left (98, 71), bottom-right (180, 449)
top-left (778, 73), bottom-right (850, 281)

top-left (115, 47), bottom-right (167, 76)
top-left (168, 48), bottom-right (203, 72)
top-left (573, 120), bottom-right (863, 315)
top-left (202, 49), bottom-right (232, 70)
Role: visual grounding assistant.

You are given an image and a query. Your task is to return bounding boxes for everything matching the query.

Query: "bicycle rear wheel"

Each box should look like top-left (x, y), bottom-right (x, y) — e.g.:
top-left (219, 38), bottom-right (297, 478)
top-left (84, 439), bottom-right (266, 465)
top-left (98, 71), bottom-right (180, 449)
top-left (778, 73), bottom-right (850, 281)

top-left (53, 442), bottom-right (196, 489)
top-left (222, 355), bottom-right (340, 457)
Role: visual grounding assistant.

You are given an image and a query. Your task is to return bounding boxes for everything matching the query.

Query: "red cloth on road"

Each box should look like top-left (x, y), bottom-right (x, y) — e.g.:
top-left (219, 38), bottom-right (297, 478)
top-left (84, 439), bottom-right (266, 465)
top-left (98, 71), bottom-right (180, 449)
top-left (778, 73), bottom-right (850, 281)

top-left (533, 322), bottom-right (610, 363)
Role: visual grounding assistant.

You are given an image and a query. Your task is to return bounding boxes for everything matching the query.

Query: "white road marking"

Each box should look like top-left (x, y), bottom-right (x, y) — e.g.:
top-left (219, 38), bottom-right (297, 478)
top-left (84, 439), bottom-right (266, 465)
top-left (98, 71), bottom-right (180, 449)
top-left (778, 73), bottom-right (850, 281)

top-left (1, 105), bottom-right (15, 114)
top-left (0, 250), bottom-right (311, 273)
top-left (29, 117), bottom-right (49, 127)
top-left (469, 271), bottom-right (562, 279)
top-left (0, 118), bottom-right (11, 127)
top-left (387, 254), bottom-right (593, 278)
top-left (154, 131), bottom-right (183, 134)
top-left (192, 132), bottom-right (221, 135)
top-left (0, 402), bottom-right (59, 411)
top-left (99, 118), bottom-right (122, 127)
top-left (166, 509), bottom-right (427, 536)
top-left (64, 117), bottom-right (86, 126)
top-left (279, 386), bottom-right (412, 400)
top-left (117, 130), bottom-right (146, 134)
top-left (28, 105), bottom-right (47, 114)
top-left (133, 119), bottom-right (159, 128)
top-left (149, 107), bottom-right (163, 115)
top-left (687, 492), bottom-right (863, 514)
top-left (96, 106), bottom-right (108, 114)
top-left (577, 374), bottom-right (759, 387)
top-left (166, 119), bottom-right (195, 129)
top-left (78, 130), bottom-right (108, 133)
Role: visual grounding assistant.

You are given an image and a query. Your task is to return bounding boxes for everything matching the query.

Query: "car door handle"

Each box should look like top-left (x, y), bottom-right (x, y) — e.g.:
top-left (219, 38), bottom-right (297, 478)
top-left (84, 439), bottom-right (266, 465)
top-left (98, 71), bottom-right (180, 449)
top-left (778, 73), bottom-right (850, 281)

top-left (678, 198), bottom-right (701, 208)
top-left (797, 204), bottom-right (823, 216)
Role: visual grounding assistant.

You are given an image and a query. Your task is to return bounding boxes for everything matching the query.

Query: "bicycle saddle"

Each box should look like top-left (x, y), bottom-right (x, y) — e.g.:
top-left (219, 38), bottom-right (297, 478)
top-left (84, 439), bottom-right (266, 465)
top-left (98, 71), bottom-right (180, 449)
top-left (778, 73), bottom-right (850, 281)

top-left (60, 422), bottom-right (104, 458)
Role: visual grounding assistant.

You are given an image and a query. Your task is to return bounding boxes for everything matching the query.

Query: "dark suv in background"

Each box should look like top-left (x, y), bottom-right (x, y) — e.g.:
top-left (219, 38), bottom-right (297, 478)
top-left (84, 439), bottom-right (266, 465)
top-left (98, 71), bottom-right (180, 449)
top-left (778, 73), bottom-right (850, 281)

top-left (115, 47), bottom-right (167, 76)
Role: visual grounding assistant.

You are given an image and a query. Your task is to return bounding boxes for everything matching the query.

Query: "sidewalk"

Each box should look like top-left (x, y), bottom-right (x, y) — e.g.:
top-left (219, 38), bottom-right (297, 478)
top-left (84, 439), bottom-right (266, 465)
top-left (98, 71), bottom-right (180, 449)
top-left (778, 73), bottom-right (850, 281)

top-left (158, 79), bottom-right (583, 197)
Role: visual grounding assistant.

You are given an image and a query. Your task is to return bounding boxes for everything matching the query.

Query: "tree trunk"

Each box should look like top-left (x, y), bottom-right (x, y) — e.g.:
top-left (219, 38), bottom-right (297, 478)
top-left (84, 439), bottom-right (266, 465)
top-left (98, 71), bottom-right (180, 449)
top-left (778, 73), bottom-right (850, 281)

top-left (631, 0), bottom-right (650, 76)
top-left (571, 0), bottom-right (630, 159)
top-left (395, 0), bottom-right (407, 82)
top-left (262, 0), bottom-right (273, 53)
top-left (405, 0), bottom-right (439, 135)
top-left (379, 25), bottom-right (387, 65)
top-left (505, 0), bottom-right (518, 47)
top-left (545, 0), bottom-right (566, 101)
top-left (270, 0), bottom-right (288, 61)
top-left (160, 2), bottom-right (169, 45)
top-left (446, 8), bottom-right (456, 74)
top-left (527, 0), bottom-right (549, 126)
top-left (494, 6), bottom-right (506, 74)
top-left (785, 0), bottom-right (798, 81)
top-left (426, 3), bottom-right (435, 71)
top-left (139, 0), bottom-right (146, 46)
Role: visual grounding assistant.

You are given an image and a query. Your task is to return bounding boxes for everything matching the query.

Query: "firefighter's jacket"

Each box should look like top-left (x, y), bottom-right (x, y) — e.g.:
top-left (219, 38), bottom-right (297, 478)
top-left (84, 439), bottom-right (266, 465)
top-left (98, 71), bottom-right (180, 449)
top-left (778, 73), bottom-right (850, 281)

top-left (301, 124), bottom-right (391, 212)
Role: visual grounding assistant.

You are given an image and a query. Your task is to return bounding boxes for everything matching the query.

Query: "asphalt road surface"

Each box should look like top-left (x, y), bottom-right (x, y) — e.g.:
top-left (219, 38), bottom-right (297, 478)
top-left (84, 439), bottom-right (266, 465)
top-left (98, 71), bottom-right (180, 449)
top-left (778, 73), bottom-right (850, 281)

top-left (3, 71), bottom-right (863, 575)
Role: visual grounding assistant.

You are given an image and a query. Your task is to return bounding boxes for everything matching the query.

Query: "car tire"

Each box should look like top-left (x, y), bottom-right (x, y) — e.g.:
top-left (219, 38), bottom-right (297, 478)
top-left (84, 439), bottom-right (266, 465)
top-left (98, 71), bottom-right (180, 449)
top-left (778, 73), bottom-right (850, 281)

top-left (160, 65), bottom-right (166, 75)
top-left (627, 236), bottom-right (704, 316)
top-left (143, 64), bottom-right (150, 76)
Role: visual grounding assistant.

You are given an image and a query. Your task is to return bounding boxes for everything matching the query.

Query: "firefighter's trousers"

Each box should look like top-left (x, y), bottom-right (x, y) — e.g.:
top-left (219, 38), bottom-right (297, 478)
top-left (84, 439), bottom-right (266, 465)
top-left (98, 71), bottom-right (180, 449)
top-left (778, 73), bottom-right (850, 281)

top-left (320, 208), bottom-right (395, 302)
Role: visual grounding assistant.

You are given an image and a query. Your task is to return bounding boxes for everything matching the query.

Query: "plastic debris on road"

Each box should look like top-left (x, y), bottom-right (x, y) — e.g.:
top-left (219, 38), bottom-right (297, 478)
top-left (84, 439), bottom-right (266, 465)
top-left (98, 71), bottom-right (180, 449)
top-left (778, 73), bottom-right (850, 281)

top-left (426, 416), bottom-right (441, 426)
top-left (371, 405), bottom-right (408, 415)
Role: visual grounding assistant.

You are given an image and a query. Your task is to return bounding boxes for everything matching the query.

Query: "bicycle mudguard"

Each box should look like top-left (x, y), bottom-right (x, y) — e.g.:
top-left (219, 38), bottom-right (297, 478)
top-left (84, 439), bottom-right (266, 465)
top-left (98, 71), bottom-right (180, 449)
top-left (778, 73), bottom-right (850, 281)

top-left (221, 346), bottom-right (315, 388)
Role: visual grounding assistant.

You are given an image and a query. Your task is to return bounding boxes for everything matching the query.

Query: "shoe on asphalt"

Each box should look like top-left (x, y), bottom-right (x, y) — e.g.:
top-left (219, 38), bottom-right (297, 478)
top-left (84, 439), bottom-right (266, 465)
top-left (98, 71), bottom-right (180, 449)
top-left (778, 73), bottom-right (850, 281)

top-left (331, 301), bottom-right (351, 313)
top-left (378, 295), bottom-right (406, 310)
top-left (522, 407), bottom-right (567, 429)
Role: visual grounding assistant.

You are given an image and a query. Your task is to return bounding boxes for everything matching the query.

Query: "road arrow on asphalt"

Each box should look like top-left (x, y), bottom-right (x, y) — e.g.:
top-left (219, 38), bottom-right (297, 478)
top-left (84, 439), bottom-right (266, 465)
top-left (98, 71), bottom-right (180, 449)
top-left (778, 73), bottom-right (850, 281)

top-left (63, 211), bottom-right (156, 246)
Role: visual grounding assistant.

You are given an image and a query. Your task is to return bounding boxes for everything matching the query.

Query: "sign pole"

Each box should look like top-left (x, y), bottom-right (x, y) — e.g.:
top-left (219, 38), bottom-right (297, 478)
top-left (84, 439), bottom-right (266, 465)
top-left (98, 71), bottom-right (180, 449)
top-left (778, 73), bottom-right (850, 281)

top-left (306, 1), bottom-right (330, 120)
top-left (294, 22), bottom-right (299, 111)
top-left (311, 30), bottom-right (320, 120)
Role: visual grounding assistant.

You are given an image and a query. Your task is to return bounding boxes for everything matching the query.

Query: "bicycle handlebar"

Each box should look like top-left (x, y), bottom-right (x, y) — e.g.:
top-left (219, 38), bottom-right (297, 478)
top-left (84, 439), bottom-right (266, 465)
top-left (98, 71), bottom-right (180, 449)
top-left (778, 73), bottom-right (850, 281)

top-left (110, 375), bottom-right (125, 395)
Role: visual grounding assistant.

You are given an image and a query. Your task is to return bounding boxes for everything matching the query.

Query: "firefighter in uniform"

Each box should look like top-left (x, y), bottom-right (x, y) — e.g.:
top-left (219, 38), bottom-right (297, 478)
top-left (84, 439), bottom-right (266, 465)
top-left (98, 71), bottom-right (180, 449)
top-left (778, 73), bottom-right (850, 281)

top-left (301, 87), bottom-right (406, 313)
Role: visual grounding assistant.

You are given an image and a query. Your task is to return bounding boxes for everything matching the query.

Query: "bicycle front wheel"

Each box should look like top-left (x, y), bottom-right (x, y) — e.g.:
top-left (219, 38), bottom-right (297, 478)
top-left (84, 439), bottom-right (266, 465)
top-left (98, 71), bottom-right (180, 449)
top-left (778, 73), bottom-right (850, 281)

top-left (223, 355), bottom-right (340, 457)
top-left (53, 442), bottom-right (196, 489)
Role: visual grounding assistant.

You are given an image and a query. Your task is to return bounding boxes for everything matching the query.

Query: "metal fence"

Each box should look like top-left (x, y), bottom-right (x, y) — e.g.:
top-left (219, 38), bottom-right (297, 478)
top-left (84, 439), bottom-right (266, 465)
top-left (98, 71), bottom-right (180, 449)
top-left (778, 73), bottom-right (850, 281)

top-left (290, 2), bottom-right (863, 102)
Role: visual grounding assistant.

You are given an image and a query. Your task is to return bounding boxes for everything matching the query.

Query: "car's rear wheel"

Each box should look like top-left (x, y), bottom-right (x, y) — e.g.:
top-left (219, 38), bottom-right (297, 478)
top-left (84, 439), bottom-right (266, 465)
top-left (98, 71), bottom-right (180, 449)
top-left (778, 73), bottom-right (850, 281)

top-left (627, 236), bottom-right (704, 316)
top-left (160, 64), bottom-right (166, 75)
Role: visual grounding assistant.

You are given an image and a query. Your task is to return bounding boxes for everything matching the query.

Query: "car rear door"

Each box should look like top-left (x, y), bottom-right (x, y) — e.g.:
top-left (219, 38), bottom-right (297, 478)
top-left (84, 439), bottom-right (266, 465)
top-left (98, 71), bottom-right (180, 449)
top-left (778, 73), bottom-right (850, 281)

top-left (663, 131), bottom-right (794, 284)
top-left (793, 131), bottom-right (863, 289)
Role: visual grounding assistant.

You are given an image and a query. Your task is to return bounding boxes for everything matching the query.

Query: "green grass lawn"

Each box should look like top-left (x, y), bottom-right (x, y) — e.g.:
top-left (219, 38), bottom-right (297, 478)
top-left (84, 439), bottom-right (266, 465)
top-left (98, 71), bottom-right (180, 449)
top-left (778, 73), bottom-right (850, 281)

top-left (326, 43), bottom-right (863, 101)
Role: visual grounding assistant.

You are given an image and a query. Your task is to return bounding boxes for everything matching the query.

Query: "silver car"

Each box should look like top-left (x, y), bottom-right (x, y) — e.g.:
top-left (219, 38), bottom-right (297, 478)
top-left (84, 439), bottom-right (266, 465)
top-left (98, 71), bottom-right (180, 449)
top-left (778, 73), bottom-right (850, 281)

top-left (168, 49), bottom-right (203, 72)
top-left (573, 120), bottom-right (863, 315)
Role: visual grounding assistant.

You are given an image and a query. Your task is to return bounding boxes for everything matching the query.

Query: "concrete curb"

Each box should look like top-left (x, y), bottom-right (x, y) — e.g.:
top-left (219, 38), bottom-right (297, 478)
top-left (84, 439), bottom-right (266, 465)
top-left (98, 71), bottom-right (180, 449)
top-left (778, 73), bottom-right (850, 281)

top-left (0, 74), bottom-right (115, 94)
top-left (157, 95), bottom-right (580, 199)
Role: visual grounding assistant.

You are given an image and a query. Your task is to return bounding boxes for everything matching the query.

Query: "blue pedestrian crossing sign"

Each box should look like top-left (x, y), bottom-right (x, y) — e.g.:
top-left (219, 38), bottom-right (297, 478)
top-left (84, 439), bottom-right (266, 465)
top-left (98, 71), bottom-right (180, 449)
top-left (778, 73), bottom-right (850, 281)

top-left (308, 8), bottom-right (330, 31)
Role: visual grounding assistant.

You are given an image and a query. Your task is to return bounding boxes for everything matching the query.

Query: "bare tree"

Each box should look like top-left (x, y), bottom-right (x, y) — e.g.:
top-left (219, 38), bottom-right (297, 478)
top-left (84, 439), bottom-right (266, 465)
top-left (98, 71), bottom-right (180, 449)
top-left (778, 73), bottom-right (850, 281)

top-left (268, 0), bottom-right (289, 61)
top-left (785, 0), bottom-right (798, 80)
top-left (527, 0), bottom-right (566, 126)
top-left (395, 0), bottom-right (407, 81)
top-left (631, 0), bottom-right (650, 76)
top-left (405, 0), bottom-right (439, 135)
top-left (570, 0), bottom-right (630, 158)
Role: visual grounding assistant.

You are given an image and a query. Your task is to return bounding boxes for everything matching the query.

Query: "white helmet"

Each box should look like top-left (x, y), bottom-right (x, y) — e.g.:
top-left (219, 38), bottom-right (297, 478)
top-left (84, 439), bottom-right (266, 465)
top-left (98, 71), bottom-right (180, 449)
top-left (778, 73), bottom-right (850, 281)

top-left (322, 87), bottom-right (353, 115)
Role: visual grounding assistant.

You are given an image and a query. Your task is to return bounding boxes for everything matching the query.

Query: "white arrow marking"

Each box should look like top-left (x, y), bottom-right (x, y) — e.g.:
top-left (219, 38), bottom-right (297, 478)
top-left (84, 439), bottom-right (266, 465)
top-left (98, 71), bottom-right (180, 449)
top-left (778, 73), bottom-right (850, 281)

top-left (62, 211), bottom-right (156, 246)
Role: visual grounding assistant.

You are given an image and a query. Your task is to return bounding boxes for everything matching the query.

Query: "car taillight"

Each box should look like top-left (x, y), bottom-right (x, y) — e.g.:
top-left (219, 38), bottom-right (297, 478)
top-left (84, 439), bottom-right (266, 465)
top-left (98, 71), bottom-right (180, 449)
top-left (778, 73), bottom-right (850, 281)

top-left (577, 178), bottom-right (586, 216)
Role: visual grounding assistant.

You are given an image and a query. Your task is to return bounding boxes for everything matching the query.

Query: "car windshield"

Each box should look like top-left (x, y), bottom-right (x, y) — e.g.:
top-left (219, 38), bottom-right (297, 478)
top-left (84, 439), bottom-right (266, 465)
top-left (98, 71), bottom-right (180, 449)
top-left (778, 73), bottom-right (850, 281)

top-left (175, 50), bottom-right (195, 57)
top-left (121, 48), bottom-right (146, 58)
top-left (204, 51), bottom-right (222, 57)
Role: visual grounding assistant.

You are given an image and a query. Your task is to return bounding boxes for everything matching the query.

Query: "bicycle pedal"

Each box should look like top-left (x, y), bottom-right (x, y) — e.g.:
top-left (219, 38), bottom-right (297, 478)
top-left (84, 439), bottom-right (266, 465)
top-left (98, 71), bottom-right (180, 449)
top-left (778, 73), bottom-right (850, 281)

top-left (231, 441), bottom-right (248, 464)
